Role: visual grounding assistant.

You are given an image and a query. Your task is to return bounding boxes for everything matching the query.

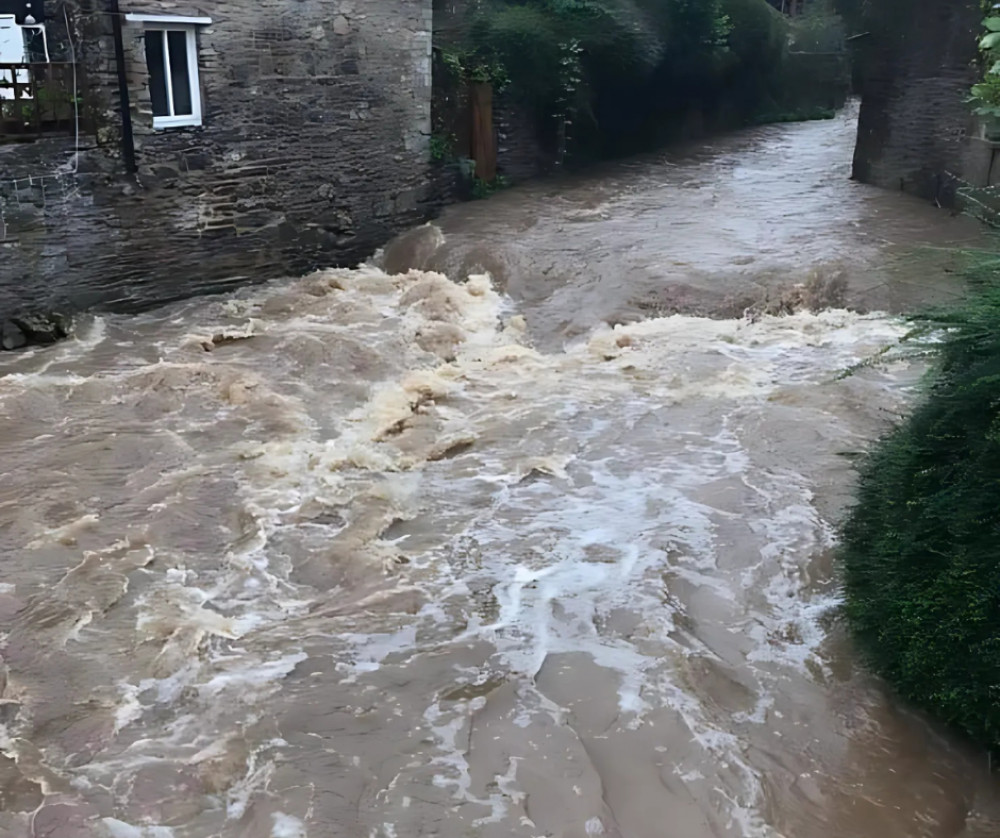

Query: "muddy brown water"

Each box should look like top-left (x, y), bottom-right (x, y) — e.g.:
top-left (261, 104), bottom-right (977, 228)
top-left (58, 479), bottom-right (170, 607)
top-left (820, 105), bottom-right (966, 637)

top-left (385, 101), bottom-right (983, 349)
top-left (1, 104), bottom-right (998, 837)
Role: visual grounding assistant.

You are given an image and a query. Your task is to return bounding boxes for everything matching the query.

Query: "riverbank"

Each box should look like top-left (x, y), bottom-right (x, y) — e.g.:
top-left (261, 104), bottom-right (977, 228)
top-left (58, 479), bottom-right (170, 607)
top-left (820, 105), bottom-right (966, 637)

top-left (381, 102), bottom-right (984, 350)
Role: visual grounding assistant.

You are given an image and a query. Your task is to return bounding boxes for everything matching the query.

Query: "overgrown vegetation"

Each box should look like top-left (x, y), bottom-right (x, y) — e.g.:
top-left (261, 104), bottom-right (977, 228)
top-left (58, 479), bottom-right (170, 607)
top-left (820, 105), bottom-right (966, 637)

top-left (788, 0), bottom-right (846, 52)
top-left (837, 1), bottom-right (1000, 753)
top-left (969, 2), bottom-right (1000, 134)
top-left (430, 132), bottom-right (457, 162)
top-left (435, 0), bottom-right (850, 168)
top-left (841, 273), bottom-right (1000, 750)
top-left (472, 173), bottom-right (511, 198)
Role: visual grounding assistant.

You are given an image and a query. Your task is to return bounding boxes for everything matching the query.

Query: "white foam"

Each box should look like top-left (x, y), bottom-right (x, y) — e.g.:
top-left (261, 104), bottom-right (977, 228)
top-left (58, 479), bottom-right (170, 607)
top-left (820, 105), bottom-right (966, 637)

top-left (200, 652), bottom-right (307, 698)
top-left (99, 819), bottom-right (175, 838)
top-left (271, 813), bottom-right (307, 838)
top-left (2, 263), bottom-right (922, 837)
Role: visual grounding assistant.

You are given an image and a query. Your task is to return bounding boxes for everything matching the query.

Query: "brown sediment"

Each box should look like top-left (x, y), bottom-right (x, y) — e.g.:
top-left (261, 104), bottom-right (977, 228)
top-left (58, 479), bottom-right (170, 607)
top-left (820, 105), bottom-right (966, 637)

top-left (0, 105), bottom-right (997, 838)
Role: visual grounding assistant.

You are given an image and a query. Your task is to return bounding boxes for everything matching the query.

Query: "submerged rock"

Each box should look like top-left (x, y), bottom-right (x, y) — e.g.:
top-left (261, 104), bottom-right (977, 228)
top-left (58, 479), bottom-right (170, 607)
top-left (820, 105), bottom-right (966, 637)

top-left (12, 313), bottom-right (70, 344)
top-left (1, 320), bottom-right (27, 351)
top-left (0, 312), bottom-right (72, 351)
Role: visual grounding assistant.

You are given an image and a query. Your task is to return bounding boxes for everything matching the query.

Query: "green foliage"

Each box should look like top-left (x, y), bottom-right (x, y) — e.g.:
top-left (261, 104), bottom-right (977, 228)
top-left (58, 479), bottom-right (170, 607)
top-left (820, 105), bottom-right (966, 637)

top-left (467, 0), bottom-right (670, 110)
top-left (713, 0), bottom-right (818, 125)
top-left (855, 21), bottom-right (1000, 745)
top-left (970, 5), bottom-right (1000, 121)
top-left (750, 105), bottom-right (836, 123)
top-left (438, 46), bottom-right (510, 89)
top-left (430, 132), bottom-right (457, 162)
top-left (841, 278), bottom-right (1000, 750)
top-left (789, 0), bottom-right (846, 52)
top-left (666, 0), bottom-right (733, 54)
top-left (720, 0), bottom-right (786, 65)
top-left (461, 0), bottom-right (738, 109)
top-left (440, 48), bottom-right (464, 79)
top-left (471, 174), bottom-right (511, 198)
top-left (437, 0), bottom-right (844, 161)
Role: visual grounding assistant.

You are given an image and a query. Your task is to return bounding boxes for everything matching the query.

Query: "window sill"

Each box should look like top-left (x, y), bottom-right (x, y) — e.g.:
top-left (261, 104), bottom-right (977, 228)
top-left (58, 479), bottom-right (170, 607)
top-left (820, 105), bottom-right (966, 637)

top-left (152, 117), bottom-right (202, 130)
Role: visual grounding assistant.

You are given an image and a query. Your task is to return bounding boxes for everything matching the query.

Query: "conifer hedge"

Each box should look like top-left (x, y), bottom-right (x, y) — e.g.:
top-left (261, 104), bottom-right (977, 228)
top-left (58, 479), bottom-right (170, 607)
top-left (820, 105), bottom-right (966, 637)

top-left (842, 285), bottom-right (1000, 748)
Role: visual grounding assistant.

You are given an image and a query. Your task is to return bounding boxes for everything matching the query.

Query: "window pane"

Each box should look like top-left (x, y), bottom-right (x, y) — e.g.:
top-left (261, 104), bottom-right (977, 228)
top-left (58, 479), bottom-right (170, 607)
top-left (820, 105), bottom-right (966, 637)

top-left (167, 30), bottom-right (192, 116)
top-left (144, 30), bottom-right (168, 116)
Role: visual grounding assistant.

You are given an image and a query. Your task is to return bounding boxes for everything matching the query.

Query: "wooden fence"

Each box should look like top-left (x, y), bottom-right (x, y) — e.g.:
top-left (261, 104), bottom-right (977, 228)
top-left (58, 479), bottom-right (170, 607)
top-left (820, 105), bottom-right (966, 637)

top-left (0, 62), bottom-right (76, 142)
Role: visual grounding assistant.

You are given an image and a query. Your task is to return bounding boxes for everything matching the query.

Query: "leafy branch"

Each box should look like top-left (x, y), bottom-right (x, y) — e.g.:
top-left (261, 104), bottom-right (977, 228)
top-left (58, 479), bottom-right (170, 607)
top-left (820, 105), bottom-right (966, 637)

top-left (439, 47), bottom-right (510, 89)
top-left (969, 7), bottom-right (1000, 121)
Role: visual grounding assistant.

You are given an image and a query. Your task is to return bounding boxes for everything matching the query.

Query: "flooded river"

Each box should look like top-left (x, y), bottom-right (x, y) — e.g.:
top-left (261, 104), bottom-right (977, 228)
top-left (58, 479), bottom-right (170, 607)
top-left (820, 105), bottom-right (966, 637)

top-left (1, 105), bottom-right (998, 837)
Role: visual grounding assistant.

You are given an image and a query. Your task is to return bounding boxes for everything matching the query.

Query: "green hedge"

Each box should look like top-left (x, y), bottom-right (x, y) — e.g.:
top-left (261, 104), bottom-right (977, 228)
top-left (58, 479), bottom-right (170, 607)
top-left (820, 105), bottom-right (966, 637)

top-left (445, 0), bottom-right (847, 160)
top-left (842, 284), bottom-right (1000, 749)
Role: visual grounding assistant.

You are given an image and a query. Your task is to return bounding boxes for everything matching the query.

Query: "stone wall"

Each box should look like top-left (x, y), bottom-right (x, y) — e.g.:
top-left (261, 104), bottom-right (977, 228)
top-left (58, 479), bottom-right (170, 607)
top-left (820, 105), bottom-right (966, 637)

top-left (0, 0), bottom-right (433, 317)
top-left (850, 0), bottom-right (980, 203)
top-left (494, 98), bottom-right (552, 182)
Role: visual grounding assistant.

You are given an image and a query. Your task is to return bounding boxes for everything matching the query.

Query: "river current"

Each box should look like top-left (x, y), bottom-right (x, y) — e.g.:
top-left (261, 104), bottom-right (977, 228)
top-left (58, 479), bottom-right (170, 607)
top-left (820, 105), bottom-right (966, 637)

top-left (1, 104), bottom-right (998, 837)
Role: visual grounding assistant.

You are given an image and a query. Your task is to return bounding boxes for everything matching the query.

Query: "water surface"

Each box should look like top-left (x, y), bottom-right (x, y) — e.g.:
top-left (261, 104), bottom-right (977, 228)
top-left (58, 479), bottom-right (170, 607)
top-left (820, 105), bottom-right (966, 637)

top-left (1, 105), bottom-right (997, 838)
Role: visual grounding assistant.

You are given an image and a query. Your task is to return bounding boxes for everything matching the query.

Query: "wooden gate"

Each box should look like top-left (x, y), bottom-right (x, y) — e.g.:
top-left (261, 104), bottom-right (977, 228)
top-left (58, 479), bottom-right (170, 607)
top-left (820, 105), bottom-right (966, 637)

top-left (470, 81), bottom-right (496, 182)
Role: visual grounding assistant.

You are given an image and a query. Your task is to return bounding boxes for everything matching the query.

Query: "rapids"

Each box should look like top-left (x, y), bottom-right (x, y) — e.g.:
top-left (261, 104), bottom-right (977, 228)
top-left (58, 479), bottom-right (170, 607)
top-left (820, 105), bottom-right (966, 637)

top-left (1, 104), bottom-right (998, 837)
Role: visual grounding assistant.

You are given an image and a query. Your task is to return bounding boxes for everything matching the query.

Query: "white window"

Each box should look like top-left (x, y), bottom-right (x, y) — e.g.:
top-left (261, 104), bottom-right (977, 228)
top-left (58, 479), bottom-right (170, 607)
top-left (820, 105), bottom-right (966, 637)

top-left (126, 15), bottom-right (211, 129)
top-left (144, 25), bottom-right (199, 128)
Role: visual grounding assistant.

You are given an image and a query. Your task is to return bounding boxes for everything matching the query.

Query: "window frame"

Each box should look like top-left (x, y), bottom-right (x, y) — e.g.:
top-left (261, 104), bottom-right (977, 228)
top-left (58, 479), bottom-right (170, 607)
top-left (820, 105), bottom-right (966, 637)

top-left (141, 23), bottom-right (202, 130)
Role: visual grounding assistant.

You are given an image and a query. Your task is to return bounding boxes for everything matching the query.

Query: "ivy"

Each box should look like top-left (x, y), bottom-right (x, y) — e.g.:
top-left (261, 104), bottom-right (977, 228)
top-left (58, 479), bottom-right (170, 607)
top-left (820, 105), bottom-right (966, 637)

top-left (439, 0), bottom-right (841, 163)
top-left (438, 46), bottom-right (510, 90)
top-left (462, 0), bottom-right (732, 114)
top-left (969, 4), bottom-right (1000, 121)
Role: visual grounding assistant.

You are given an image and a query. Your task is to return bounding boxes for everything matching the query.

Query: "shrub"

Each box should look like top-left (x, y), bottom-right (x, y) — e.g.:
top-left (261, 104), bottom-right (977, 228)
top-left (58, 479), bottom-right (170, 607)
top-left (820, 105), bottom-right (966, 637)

top-left (841, 282), bottom-right (1000, 749)
top-left (716, 0), bottom-right (789, 119)
top-left (467, 0), bottom-right (666, 111)
top-left (789, 0), bottom-right (846, 53)
top-left (439, 0), bottom-right (847, 162)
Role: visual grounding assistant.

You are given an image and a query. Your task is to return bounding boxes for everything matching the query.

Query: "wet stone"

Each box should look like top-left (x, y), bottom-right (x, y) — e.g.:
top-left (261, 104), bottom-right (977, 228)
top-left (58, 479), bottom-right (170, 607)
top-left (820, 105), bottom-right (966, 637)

top-left (1, 320), bottom-right (26, 350)
top-left (13, 316), bottom-right (59, 344)
top-left (3, 312), bottom-right (71, 348)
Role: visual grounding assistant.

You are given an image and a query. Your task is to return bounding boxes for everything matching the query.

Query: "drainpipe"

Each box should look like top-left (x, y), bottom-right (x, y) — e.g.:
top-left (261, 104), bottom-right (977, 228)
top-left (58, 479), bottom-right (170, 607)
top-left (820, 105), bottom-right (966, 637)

top-left (108, 0), bottom-right (137, 173)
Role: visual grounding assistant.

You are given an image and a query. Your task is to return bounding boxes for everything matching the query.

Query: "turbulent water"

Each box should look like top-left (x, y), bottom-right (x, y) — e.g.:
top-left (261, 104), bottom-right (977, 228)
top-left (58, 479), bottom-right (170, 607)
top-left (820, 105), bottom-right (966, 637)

top-left (2, 107), bottom-right (1000, 838)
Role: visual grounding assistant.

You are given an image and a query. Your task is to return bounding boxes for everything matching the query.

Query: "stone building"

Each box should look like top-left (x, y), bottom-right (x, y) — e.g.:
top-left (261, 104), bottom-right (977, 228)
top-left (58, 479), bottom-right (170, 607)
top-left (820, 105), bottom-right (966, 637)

top-left (0, 0), bottom-right (433, 323)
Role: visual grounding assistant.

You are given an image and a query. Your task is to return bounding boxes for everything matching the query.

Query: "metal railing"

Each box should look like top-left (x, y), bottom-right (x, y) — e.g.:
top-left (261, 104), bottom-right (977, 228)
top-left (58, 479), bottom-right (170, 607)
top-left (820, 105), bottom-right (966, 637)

top-left (0, 62), bottom-right (76, 141)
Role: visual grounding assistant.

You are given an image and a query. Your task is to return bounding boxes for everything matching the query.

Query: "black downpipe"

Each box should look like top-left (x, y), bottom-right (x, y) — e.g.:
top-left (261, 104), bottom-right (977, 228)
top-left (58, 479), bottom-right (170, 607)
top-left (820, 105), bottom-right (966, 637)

top-left (108, 0), bottom-right (137, 173)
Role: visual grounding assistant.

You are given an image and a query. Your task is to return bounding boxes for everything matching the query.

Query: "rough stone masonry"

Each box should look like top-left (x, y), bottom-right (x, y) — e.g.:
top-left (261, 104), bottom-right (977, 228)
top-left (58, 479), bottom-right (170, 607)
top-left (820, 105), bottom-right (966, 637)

top-left (850, 0), bottom-right (980, 204)
top-left (0, 0), bottom-right (433, 328)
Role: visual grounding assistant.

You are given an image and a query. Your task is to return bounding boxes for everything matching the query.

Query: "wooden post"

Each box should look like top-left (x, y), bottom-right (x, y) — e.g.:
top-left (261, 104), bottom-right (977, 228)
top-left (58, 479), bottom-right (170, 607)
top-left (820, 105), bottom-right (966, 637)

top-left (470, 81), bottom-right (496, 182)
top-left (28, 66), bottom-right (41, 137)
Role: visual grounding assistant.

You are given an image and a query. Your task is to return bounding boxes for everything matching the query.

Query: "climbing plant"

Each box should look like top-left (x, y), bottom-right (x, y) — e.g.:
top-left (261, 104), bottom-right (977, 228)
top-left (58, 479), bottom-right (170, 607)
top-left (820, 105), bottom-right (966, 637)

top-left (466, 0), bottom-right (667, 110)
top-left (436, 0), bottom-right (842, 165)
top-left (969, 4), bottom-right (1000, 127)
top-left (456, 0), bottom-right (736, 155)
top-left (438, 46), bottom-right (510, 89)
top-left (553, 39), bottom-right (584, 164)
